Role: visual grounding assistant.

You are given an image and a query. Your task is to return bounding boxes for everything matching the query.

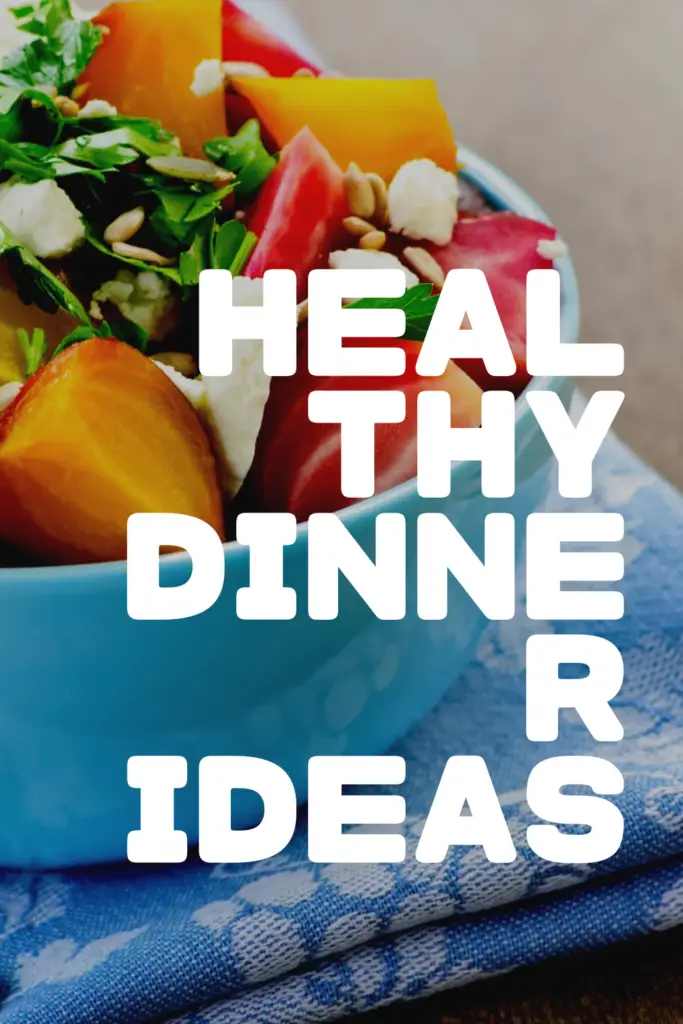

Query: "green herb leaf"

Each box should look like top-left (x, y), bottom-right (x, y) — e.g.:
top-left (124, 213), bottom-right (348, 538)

top-left (347, 283), bottom-right (439, 342)
top-left (0, 219), bottom-right (91, 323)
top-left (2, 0), bottom-right (103, 92)
top-left (66, 113), bottom-right (178, 147)
top-left (0, 86), bottom-right (63, 171)
top-left (211, 219), bottom-right (257, 275)
top-left (52, 317), bottom-right (147, 359)
top-left (179, 226), bottom-right (210, 287)
top-left (51, 323), bottom-right (93, 358)
top-left (87, 232), bottom-right (182, 285)
top-left (204, 120), bottom-right (277, 197)
top-left (54, 127), bottom-right (178, 172)
top-left (16, 325), bottom-right (47, 375)
top-left (145, 178), bottom-right (235, 249)
top-left (108, 316), bottom-right (148, 351)
top-left (0, 137), bottom-right (56, 181)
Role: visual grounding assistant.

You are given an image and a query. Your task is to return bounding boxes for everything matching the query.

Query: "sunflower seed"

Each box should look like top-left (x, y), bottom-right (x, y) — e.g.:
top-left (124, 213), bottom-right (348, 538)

top-left (402, 246), bottom-right (446, 289)
top-left (221, 61), bottom-right (270, 81)
top-left (30, 85), bottom-right (58, 108)
top-left (147, 156), bottom-right (235, 184)
top-left (55, 95), bottom-right (81, 117)
top-left (344, 162), bottom-right (375, 219)
top-left (293, 67), bottom-right (316, 77)
top-left (112, 242), bottom-right (176, 267)
top-left (343, 215), bottom-right (376, 237)
top-left (104, 206), bottom-right (146, 245)
top-left (359, 230), bottom-right (387, 251)
top-left (366, 172), bottom-right (389, 226)
top-left (297, 299), bottom-right (309, 324)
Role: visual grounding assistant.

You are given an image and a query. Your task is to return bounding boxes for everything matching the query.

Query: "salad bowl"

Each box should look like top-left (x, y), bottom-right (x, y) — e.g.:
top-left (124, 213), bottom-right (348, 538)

top-left (0, 0), bottom-right (579, 867)
top-left (0, 147), bottom-right (578, 868)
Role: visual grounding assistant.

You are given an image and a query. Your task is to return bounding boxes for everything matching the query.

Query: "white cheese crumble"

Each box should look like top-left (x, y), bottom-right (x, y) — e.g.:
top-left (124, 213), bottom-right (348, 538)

top-left (190, 59), bottom-right (224, 97)
top-left (153, 361), bottom-right (206, 408)
top-left (0, 380), bottom-right (22, 413)
top-left (232, 275), bottom-right (264, 306)
top-left (537, 237), bottom-right (569, 261)
top-left (201, 276), bottom-right (270, 496)
top-left (93, 270), bottom-right (179, 343)
top-left (0, 179), bottom-right (85, 259)
top-left (78, 98), bottom-right (118, 118)
top-left (328, 248), bottom-right (420, 290)
top-left (387, 158), bottom-right (459, 246)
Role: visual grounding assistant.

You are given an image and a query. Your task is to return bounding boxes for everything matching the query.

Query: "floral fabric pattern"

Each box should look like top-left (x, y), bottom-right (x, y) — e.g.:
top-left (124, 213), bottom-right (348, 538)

top-left (1, 433), bottom-right (683, 1024)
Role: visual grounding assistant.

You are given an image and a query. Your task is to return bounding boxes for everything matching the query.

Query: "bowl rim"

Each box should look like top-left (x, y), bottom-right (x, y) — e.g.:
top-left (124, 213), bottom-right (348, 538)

top-left (0, 146), bottom-right (580, 586)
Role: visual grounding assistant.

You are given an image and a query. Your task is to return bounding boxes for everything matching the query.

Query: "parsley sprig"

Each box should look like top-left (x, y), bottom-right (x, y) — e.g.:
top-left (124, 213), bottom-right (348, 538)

top-left (0, 0), bottom-right (274, 361)
top-left (1, 0), bottom-right (103, 93)
top-left (348, 284), bottom-right (440, 342)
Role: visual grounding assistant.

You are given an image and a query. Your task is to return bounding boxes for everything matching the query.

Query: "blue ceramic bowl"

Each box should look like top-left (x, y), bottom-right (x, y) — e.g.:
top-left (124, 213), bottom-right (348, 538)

top-left (0, 149), bottom-right (579, 868)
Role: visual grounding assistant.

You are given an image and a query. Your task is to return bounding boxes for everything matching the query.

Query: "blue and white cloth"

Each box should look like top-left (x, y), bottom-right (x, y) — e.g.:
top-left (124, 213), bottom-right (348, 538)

top-left (1, 433), bottom-right (683, 1023)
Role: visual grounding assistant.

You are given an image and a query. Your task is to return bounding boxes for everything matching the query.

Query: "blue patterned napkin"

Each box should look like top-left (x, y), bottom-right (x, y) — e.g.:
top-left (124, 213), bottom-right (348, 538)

top-left (0, 432), bottom-right (682, 1024)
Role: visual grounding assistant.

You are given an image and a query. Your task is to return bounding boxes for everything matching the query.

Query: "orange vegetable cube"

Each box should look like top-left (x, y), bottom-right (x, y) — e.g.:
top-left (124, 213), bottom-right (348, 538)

top-left (81, 0), bottom-right (226, 158)
top-left (230, 77), bottom-right (457, 181)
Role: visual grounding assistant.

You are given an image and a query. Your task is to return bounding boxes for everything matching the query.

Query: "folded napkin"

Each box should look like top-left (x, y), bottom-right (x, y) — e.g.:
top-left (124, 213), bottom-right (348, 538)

top-left (0, 431), bottom-right (682, 1024)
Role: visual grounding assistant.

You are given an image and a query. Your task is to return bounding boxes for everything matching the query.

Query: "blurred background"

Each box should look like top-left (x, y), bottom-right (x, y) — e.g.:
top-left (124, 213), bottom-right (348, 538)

top-left (290, 0), bottom-right (683, 487)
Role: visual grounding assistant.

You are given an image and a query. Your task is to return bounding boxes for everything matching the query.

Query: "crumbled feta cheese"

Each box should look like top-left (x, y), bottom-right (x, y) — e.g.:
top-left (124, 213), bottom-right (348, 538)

top-left (93, 270), bottom-right (179, 342)
top-left (0, 180), bottom-right (85, 259)
top-left (387, 158), bottom-right (459, 246)
top-left (0, 380), bottom-right (22, 413)
top-left (328, 248), bottom-right (420, 290)
top-left (202, 342), bottom-right (271, 497)
top-left (231, 275), bottom-right (265, 306)
top-left (196, 276), bottom-right (269, 495)
top-left (78, 98), bottom-right (118, 118)
top-left (190, 59), bottom-right (224, 97)
top-left (537, 237), bottom-right (569, 261)
top-left (153, 361), bottom-right (206, 408)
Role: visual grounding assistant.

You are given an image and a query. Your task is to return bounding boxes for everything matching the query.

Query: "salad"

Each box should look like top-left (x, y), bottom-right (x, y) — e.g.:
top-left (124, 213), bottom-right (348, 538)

top-left (0, 0), bottom-right (566, 566)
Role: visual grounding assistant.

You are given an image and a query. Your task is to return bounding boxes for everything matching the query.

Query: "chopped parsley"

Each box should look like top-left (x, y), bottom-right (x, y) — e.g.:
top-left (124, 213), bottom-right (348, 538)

top-left (204, 120), bottom-right (278, 198)
top-left (1, 0), bottom-right (104, 93)
top-left (348, 284), bottom-right (440, 342)
top-left (0, 220), bottom-right (91, 323)
top-left (0, 0), bottom-right (274, 366)
top-left (16, 325), bottom-right (47, 375)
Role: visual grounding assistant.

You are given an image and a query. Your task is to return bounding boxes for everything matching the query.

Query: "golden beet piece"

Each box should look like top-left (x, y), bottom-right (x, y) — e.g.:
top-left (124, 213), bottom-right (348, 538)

top-left (81, 0), bottom-right (226, 158)
top-left (0, 338), bottom-right (224, 564)
top-left (230, 77), bottom-right (457, 181)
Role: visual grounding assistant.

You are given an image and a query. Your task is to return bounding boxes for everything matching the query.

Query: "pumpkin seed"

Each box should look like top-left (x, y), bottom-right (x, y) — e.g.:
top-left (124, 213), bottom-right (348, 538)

top-left (147, 156), bottom-right (235, 184)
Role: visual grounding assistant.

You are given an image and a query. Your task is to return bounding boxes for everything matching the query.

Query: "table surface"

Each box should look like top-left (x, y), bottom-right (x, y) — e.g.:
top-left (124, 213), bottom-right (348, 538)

top-left (358, 925), bottom-right (683, 1023)
top-left (288, 1), bottom-right (682, 1018)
